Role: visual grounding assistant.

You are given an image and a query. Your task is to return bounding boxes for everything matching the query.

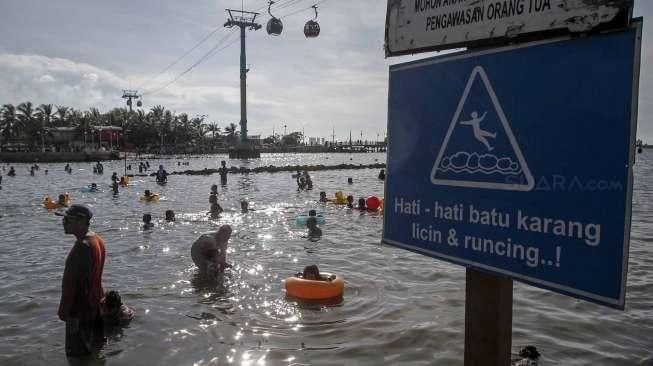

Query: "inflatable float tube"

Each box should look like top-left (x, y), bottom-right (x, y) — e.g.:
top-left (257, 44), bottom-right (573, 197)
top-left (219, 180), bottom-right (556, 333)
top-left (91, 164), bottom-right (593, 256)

top-left (295, 213), bottom-right (325, 226)
top-left (80, 186), bottom-right (99, 193)
top-left (140, 194), bottom-right (160, 202)
top-left (284, 273), bottom-right (344, 300)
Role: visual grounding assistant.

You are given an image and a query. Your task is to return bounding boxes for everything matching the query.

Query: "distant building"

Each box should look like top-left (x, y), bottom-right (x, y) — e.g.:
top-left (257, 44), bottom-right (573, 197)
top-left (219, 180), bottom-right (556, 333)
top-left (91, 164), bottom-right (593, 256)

top-left (308, 137), bottom-right (325, 146)
top-left (248, 135), bottom-right (261, 145)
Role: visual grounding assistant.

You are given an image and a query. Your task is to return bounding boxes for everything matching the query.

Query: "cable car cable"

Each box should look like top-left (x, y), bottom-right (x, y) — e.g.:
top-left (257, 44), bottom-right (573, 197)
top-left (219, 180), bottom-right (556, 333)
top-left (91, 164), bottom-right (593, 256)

top-left (136, 26), bottom-right (227, 90)
top-left (143, 29), bottom-right (238, 96)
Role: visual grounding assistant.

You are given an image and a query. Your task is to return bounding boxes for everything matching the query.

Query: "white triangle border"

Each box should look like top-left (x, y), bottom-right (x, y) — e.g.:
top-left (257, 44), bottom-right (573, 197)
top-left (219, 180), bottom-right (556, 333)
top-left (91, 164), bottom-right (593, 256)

top-left (430, 66), bottom-right (535, 191)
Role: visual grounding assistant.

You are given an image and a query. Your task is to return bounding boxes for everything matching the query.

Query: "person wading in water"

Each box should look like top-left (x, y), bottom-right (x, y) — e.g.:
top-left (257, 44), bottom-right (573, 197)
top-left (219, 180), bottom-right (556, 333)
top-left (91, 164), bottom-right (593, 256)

top-left (57, 205), bottom-right (106, 359)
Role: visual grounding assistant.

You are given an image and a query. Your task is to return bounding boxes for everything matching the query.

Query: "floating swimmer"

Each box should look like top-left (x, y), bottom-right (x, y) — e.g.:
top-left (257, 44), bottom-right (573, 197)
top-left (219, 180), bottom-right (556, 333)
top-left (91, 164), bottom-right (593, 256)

top-left (284, 265), bottom-right (344, 300)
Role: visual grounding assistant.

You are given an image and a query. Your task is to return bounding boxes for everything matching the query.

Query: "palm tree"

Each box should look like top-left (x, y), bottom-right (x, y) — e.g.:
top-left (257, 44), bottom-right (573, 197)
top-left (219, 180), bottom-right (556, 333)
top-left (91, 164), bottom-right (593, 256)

top-left (54, 105), bottom-right (69, 127)
top-left (225, 123), bottom-right (238, 145)
top-left (1, 104), bottom-right (23, 144)
top-left (35, 104), bottom-right (53, 151)
top-left (17, 102), bottom-right (42, 150)
top-left (207, 122), bottom-right (221, 139)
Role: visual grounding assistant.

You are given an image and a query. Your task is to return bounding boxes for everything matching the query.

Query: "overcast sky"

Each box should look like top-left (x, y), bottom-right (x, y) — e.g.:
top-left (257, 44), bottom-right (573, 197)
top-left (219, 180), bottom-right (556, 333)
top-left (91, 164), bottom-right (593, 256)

top-left (0, 1), bottom-right (651, 142)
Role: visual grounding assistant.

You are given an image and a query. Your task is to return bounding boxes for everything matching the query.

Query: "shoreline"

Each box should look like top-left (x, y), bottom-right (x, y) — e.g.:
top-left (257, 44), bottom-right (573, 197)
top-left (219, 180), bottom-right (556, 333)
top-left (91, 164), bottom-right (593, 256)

top-left (0, 148), bottom-right (386, 163)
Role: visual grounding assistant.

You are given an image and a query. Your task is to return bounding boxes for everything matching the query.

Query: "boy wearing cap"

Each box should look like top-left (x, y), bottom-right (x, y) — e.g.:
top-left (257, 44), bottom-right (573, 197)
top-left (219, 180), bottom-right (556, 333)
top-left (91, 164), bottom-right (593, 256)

top-left (57, 205), bottom-right (106, 358)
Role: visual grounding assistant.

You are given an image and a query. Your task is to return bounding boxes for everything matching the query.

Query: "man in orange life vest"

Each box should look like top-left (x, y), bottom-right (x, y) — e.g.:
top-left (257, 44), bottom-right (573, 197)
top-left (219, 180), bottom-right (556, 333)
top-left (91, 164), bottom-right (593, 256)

top-left (57, 205), bottom-right (106, 358)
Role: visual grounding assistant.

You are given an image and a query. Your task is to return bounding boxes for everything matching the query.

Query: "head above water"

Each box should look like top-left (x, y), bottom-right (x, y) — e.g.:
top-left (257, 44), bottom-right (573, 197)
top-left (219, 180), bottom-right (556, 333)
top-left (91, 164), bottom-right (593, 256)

top-left (221, 160), bottom-right (226, 167)
top-left (58, 194), bottom-right (66, 203)
top-left (347, 195), bottom-right (354, 203)
top-left (213, 225), bottom-right (232, 243)
top-left (143, 214), bottom-right (152, 223)
top-left (347, 177), bottom-right (353, 184)
top-left (358, 198), bottom-right (366, 209)
top-left (144, 190), bottom-right (151, 196)
top-left (308, 209), bottom-right (317, 217)
top-left (165, 210), bottom-right (175, 221)
top-left (210, 184), bottom-right (218, 193)
top-left (320, 191), bottom-right (326, 199)
top-left (240, 200), bottom-right (248, 212)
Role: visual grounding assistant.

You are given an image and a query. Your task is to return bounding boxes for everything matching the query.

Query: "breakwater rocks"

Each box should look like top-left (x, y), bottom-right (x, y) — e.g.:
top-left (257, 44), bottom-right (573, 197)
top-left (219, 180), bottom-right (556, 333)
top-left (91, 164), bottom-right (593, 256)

top-left (136, 163), bottom-right (386, 177)
top-left (0, 151), bottom-right (119, 163)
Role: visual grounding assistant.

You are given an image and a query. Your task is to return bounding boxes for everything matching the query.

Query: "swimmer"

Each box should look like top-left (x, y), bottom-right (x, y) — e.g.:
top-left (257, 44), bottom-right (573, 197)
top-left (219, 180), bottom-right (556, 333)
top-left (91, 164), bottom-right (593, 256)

top-left (210, 184), bottom-right (218, 195)
top-left (319, 191), bottom-right (329, 203)
top-left (210, 202), bottom-right (223, 217)
top-left (218, 161), bottom-right (228, 185)
top-left (306, 217), bottom-right (322, 238)
top-left (44, 169), bottom-right (48, 175)
top-left (358, 198), bottom-right (367, 211)
top-left (191, 225), bottom-right (232, 276)
top-left (90, 183), bottom-right (98, 192)
top-left (142, 214), bottom-right (154, 230)
top-left (346, 195), bottom-right (354, 209)
top-left (240, 200), bottom-right (250, 213)
top-left (156, 165), bottom-right (168, 184)
top-left (58, 194), bottom-right (69, 207)
top-left (304, 171), bottom-right (313, 190)
top-left (8, 166), bottom-right (15, 176)
top-left (144, 190), bottom-right (153, 198)
top-left (347, 177), bottom-right (353, 184)
top-left (295, 265), bottom-right (334, 281)
top-left (513, 345), bottom-right (540, 366)
top-left (165, 210), bottom-right (175, 222)
top-left (102, 290), bottom-right (134, 326)
top-left (111, 172), bottom-right (118, 183)
top-left (378, 169), bottom-right (385, 180)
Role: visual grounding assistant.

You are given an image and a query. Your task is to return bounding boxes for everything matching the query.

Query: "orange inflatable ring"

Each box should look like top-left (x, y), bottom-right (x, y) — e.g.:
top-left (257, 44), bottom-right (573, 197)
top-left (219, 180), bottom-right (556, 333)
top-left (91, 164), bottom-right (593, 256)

top-left (284, 273), bottom-right (344, 300)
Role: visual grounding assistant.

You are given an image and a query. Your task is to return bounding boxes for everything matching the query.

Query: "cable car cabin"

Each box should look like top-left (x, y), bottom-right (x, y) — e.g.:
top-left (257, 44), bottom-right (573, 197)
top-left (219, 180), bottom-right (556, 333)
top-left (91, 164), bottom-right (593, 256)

top-left (267, 17), bottom-right (283, 36)
top-left (304, 20), bottom-right (320, 38)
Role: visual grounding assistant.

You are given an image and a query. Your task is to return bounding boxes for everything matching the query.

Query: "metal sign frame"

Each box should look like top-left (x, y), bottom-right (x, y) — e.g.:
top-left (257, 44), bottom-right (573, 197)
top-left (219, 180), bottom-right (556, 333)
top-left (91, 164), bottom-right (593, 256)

top-left (383, 20), bottom-right (642, 309)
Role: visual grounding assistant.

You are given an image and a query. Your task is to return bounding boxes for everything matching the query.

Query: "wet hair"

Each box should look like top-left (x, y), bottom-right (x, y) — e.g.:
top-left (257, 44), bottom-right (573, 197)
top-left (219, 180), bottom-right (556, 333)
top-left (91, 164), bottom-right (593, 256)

top-left (210, 184), bottom-right (218, 192)
top-left (518, 346), bottom-right (540, 360)
top-left (303, 265), bottom-right (320, 280)
top-left (143, 214), bottom-right (152, 223)
top-left (358, 198), bottom-right (367, 209)
top-left (165, 210), bottom-right (175, 221)
top-left (308, 209), bottom-right (317, 217)
top-left (347, 177), bottom-right (353, 184)
top-left (91, 183), bottom-right (97, 188)
top-left (347, 195), bottom-right (354, 202)
top-left (58, 194), bottom-right (66, 201)
top-left (105, 290), bottom-right (122, 313)
top-left (319, 191), bottom-right (326, 198)
top-left (144, 190), bottom-right (151, 196)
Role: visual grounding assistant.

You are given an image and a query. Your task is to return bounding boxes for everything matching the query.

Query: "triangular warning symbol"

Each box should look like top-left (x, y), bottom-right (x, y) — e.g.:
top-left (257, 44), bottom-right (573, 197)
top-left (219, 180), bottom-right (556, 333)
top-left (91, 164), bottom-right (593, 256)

top-left (431, 66), bottom-right (534, 191)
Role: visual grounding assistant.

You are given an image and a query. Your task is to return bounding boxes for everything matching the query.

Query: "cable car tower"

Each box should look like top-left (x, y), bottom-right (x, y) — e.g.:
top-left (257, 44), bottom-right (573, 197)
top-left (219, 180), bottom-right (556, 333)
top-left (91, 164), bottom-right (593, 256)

top-left (224, 9), bottom-right (262, 158)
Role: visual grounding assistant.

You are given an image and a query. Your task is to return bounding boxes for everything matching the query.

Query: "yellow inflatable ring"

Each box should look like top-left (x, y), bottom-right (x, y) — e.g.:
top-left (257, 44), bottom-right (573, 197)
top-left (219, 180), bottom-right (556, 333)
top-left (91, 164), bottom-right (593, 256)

top-left (284, 273), bottom-right (344, 300)
top-left (140, 194), bottom-right (160, 202)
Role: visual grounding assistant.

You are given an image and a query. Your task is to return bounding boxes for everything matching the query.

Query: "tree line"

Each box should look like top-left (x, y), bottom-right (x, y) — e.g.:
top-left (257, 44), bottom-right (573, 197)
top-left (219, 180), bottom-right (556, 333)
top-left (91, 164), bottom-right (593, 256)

top-left (0, 102), bottom-right (304, 153)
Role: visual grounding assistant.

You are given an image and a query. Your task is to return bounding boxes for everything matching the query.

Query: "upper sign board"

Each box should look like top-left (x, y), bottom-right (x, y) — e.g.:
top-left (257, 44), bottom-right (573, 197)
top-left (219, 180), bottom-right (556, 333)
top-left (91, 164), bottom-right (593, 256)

top-left (384, 23), bottom-right (641, 309)
top-left (385, 0), bottom-right (634, 56)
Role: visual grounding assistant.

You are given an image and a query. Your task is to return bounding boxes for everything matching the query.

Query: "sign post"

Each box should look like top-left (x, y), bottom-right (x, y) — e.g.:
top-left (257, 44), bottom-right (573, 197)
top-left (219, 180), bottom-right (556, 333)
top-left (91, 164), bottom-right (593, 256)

top-left (383, 16), bottom-right (641, 363)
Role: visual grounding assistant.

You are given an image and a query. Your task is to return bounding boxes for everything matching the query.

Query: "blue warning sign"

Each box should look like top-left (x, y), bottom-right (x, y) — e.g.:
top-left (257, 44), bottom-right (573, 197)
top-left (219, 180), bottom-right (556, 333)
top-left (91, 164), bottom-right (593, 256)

top-left (384, 26), bottom-right (641, 309)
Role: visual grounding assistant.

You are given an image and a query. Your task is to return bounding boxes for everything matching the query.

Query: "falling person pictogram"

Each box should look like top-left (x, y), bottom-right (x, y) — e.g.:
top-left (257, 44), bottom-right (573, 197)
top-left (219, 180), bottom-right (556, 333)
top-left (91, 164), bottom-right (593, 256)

top-left (459, 111), bottom-right (496, 151)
